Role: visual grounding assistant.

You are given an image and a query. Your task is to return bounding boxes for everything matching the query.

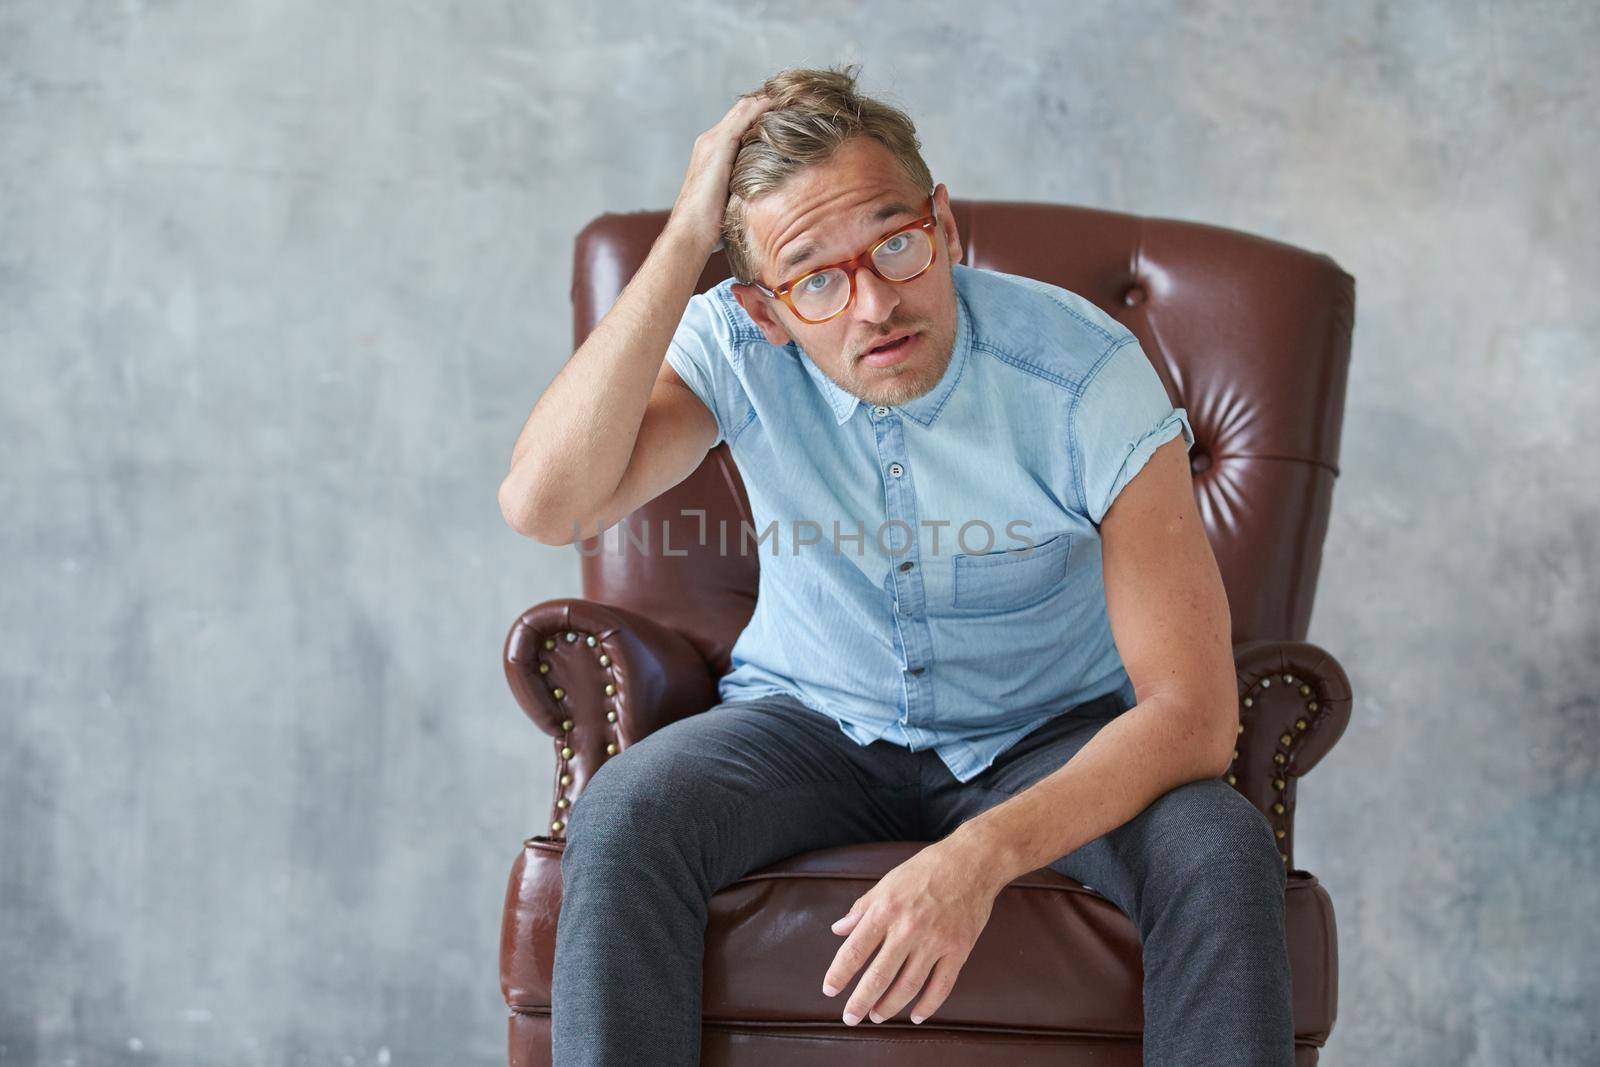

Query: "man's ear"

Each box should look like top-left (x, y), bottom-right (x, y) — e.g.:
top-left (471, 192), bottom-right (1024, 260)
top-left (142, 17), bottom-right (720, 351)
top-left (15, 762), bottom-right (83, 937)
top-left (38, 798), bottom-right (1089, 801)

top-left (730, 283), bottom-right (795, 347)
top-left (933, 184), bottom-right (964, 266)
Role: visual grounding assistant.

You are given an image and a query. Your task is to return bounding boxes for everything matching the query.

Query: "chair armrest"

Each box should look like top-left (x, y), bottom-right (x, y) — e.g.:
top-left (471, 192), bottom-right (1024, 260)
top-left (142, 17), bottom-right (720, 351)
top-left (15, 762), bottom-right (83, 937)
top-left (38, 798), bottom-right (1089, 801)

top-left (503, 597), bottom-right (718, 837)
top-left (1229, 639), bottom-right (1354, 871)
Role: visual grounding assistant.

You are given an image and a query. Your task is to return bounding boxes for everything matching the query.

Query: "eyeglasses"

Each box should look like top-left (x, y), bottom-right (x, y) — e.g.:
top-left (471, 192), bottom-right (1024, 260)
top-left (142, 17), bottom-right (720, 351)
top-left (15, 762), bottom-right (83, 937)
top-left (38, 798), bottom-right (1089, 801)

top-left (752, 191), bottom-right (940, 325)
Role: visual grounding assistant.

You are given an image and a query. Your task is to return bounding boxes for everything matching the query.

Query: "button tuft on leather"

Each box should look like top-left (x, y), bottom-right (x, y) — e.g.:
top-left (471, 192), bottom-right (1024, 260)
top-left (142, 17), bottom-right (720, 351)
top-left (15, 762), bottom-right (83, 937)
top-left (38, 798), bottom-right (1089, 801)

top-left (1191, 450), bottom-right (1213, 473)
top-left (1122, 285), bottom-right (1146, 307)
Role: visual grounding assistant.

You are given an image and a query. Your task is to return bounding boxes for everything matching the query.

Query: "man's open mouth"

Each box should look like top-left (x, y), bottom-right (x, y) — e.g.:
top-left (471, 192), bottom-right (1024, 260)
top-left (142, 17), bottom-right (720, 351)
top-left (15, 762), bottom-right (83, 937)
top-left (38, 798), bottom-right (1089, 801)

top-left (865, 331), bottom-right (916, 356)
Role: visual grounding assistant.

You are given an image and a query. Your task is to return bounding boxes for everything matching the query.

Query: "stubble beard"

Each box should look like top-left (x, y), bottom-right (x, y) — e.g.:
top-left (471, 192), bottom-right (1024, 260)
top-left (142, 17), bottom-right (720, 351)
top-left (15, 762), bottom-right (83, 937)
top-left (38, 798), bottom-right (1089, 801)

top-left (836, 328), bottom-right (954, 408)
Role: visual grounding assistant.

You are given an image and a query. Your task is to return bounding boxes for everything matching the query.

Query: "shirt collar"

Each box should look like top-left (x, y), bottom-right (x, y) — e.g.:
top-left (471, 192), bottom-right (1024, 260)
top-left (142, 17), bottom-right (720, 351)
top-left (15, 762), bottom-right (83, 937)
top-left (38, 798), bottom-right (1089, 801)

top-left (894, 284), bottom-right (972, 428)
top-left (795, 345), bottom-right (865, 425)
top-left (795, 281), bottom-right (975, 429)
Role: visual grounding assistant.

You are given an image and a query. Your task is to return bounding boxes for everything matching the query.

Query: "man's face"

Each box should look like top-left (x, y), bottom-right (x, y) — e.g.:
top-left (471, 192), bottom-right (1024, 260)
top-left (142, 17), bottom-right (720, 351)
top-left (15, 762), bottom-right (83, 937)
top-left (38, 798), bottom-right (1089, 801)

top-left (730, 138), bottom-right (964, 409)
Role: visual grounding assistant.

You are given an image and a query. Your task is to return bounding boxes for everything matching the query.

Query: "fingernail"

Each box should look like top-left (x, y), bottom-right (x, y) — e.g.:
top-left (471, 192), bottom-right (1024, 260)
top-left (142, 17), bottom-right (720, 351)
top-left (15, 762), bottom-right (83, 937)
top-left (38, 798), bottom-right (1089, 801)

top-left (869, 1011), bottom-right (882, 1023)
top-left (822, 984), bottom-right (837, 997)
top-left (842, 1011), bottom-right (860, 1026)
top-left (911, 1014), bottom-right (924, 1024)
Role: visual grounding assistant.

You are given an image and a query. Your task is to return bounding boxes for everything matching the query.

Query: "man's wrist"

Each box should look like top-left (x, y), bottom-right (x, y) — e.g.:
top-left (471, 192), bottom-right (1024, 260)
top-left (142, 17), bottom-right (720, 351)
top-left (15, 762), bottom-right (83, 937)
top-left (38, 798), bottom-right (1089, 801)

top-left (656, 220), bottom-right (717, 265)
top-left (943, 815), bottom-right (1027, 895)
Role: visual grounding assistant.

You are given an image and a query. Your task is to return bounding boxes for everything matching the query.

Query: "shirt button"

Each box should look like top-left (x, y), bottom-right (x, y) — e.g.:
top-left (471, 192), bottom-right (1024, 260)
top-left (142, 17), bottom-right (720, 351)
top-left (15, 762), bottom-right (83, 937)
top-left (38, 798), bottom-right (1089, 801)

top-left (898, 560), bottom-right (914, 571)
top-left (907, 665), bottom-right (926, 676)
top-left (872, 405), bottom-right (890, 417)
top-left (888, 462), bottom-right (904, 477)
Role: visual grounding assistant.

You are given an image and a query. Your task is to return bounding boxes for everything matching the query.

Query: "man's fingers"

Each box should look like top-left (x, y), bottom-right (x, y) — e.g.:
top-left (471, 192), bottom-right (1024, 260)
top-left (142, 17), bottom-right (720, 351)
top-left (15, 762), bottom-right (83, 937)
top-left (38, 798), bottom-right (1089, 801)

top-left (841, 939), bottom-right (909, 1026)
top-left (868, 949), bottom-right (937, 1023)
top-left (821, 911), bottom-right (881, 997)
top-left (830, 896), bottom-right (867, 936)
top-left (723, 92), bottom-right (776, 126)
top-left (908, 952), bottom-right (968, 1024)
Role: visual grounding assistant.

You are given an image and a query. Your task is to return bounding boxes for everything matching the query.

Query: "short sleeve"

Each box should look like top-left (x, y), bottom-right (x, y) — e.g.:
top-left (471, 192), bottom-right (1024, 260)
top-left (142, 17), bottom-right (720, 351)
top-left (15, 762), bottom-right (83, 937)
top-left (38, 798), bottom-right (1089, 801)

top-left (662, 289), bottom-right (734, 449)
top-left (1074, 339), bottom-right (1195, 526)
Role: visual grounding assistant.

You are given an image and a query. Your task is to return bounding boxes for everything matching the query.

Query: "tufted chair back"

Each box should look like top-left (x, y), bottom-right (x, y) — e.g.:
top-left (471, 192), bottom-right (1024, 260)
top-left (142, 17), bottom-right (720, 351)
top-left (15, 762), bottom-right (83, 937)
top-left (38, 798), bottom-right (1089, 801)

top-left (572, 199), bottom-right (1356, 675)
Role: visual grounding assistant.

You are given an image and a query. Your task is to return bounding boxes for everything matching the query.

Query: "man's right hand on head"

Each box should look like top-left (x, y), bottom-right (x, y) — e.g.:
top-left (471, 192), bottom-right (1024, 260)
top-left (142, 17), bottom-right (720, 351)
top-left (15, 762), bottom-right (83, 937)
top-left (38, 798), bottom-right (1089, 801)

top-left (666, 93), bottom-right (780, 259)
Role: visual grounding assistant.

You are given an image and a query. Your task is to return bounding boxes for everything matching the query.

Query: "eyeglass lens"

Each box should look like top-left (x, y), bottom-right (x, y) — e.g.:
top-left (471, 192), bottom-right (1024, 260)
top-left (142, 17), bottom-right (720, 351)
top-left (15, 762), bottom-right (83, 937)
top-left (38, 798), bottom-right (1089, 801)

top-left (790, 227), bottom-right (934, 322)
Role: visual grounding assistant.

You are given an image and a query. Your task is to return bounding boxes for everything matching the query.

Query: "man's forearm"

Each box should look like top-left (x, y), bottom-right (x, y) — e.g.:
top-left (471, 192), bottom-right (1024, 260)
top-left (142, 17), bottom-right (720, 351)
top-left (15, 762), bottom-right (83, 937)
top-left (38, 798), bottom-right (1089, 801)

top-left (499, 222), bottom-right (712, 540)
top-left (947, 693), bottom-right (1234, 891)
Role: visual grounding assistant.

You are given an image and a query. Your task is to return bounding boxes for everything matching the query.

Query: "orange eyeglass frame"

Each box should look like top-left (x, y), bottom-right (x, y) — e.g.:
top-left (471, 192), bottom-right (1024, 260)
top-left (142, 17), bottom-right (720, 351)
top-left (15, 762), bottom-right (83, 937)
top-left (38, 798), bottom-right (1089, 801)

top-left (751, 191), bottom-right (940, 324)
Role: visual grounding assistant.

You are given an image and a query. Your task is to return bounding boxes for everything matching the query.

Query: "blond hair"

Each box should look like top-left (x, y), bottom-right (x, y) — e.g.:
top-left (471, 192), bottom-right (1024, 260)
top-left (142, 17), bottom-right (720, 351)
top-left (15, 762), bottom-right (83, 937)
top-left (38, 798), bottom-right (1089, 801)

top-left (721, 64), bottom-right (933, 286)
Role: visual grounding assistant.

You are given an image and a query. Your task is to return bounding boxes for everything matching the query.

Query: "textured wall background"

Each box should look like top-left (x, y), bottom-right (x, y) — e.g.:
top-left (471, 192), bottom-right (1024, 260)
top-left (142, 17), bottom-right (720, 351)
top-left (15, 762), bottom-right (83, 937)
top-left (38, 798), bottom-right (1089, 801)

top-left (3, 1), bottom-right (1596, 1064)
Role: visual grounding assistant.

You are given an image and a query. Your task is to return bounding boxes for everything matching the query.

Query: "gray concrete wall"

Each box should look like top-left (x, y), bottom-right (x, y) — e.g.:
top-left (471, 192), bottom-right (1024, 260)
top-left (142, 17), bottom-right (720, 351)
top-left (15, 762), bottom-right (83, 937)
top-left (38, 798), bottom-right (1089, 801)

top-left (2, 2), bottom-right (1595, 1064)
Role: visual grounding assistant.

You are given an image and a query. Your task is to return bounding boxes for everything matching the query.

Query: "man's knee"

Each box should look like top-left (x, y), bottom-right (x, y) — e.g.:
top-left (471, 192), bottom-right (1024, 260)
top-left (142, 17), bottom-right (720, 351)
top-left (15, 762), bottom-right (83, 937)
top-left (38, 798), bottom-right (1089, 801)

top-left (572, 742), bottom-right (690, 827)
top-left (1141, 778), bottom-right (1287, 901)
top-left (560, 726), bottom-right (734, 876)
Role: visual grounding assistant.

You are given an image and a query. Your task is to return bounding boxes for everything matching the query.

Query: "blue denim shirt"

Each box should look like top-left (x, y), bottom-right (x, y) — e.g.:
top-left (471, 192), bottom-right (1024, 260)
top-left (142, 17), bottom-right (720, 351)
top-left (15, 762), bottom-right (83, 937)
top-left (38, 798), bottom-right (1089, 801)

top-left (662, 262), bottom-right (1195, 783)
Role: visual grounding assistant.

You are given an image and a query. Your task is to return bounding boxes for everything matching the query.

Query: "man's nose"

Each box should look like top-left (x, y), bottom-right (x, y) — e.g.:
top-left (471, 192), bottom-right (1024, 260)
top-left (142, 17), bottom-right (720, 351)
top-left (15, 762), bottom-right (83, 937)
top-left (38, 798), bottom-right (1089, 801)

top-left (853, 268), bottom-right (902, 322)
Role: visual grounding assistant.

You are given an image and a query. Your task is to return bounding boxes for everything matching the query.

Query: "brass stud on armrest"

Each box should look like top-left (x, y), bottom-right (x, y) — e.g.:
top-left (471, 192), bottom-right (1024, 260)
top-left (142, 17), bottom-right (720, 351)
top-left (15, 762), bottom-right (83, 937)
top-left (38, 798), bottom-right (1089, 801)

top-left (543, 638), bottom-right (556, 651)
top-left (552, 688), bottom-right (565, 700)
top-left (1280, 733), bottom-right (1293, 746)
top-left (1273, 802), bottom-right (1285, 814)
top-left (598, 654), bottom-right (611, 666)
top-left (561, 718), bottom-right (573, 732)
top-left (560, 773), bottom-right (571, 786)
top-left (1299, 684), bottom-right (1312, 696)
top-left (586, 635), bottom-right (597, 647)
top-left (1226, 774), bottom-right (1236, 785)
top-left (604, 683), bottom-right (616, 696)
top-left (565, 632), bottom-right (577, 642)
top-left (552, 819), bottom-right (565, 832)
top-left (605, 742), bottom-right (617, 755)
top-left (561, 746), bottom-right (572, 759)
top-left (557, 797), bottom-right (569, 809)
top-left (606, 711), bottom-right (617, 722)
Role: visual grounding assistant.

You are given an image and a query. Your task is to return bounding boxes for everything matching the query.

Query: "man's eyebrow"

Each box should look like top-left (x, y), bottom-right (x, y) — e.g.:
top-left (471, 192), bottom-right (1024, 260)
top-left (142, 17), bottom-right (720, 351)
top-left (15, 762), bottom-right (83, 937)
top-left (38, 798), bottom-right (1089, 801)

top-left (776, 199), bottom-right (922, 278)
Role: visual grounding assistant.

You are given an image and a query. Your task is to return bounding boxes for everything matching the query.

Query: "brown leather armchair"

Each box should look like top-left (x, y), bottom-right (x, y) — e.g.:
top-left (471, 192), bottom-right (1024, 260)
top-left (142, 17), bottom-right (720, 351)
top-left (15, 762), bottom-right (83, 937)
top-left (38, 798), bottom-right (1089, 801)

top-left (500, 198), bottom-right (1356, 1065)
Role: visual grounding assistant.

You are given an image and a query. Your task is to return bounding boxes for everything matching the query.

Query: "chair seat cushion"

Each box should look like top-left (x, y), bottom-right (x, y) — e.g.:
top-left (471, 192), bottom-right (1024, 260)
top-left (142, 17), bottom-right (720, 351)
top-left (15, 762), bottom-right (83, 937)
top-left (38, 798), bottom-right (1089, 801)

top-left (502, 837), bottom-right (1336, 1042)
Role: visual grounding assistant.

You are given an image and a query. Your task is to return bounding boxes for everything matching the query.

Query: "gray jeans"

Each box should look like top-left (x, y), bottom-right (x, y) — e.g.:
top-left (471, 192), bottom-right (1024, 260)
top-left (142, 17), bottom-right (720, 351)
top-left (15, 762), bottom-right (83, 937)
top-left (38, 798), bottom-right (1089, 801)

top-left (551, 689), bottom-right (1293, 1066)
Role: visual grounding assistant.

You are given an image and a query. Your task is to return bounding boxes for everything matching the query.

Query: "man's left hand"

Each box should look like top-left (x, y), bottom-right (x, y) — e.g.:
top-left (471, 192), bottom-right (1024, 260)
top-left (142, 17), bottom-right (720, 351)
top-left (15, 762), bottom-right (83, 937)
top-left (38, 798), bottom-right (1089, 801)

top-left (821, 835), bottom-right (1006, 1026)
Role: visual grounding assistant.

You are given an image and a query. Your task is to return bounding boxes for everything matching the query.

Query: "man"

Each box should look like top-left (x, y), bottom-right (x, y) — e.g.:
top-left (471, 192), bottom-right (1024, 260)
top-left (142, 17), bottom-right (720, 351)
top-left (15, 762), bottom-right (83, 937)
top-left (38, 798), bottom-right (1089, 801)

top-left (500, 64), bottom-right (1294, 1067)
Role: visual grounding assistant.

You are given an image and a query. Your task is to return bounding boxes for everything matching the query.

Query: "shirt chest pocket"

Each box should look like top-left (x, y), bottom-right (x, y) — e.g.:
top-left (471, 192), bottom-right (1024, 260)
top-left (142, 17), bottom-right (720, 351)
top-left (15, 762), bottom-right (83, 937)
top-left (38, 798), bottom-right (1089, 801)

top-left (950, 531), bottom-right (1074, 613)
